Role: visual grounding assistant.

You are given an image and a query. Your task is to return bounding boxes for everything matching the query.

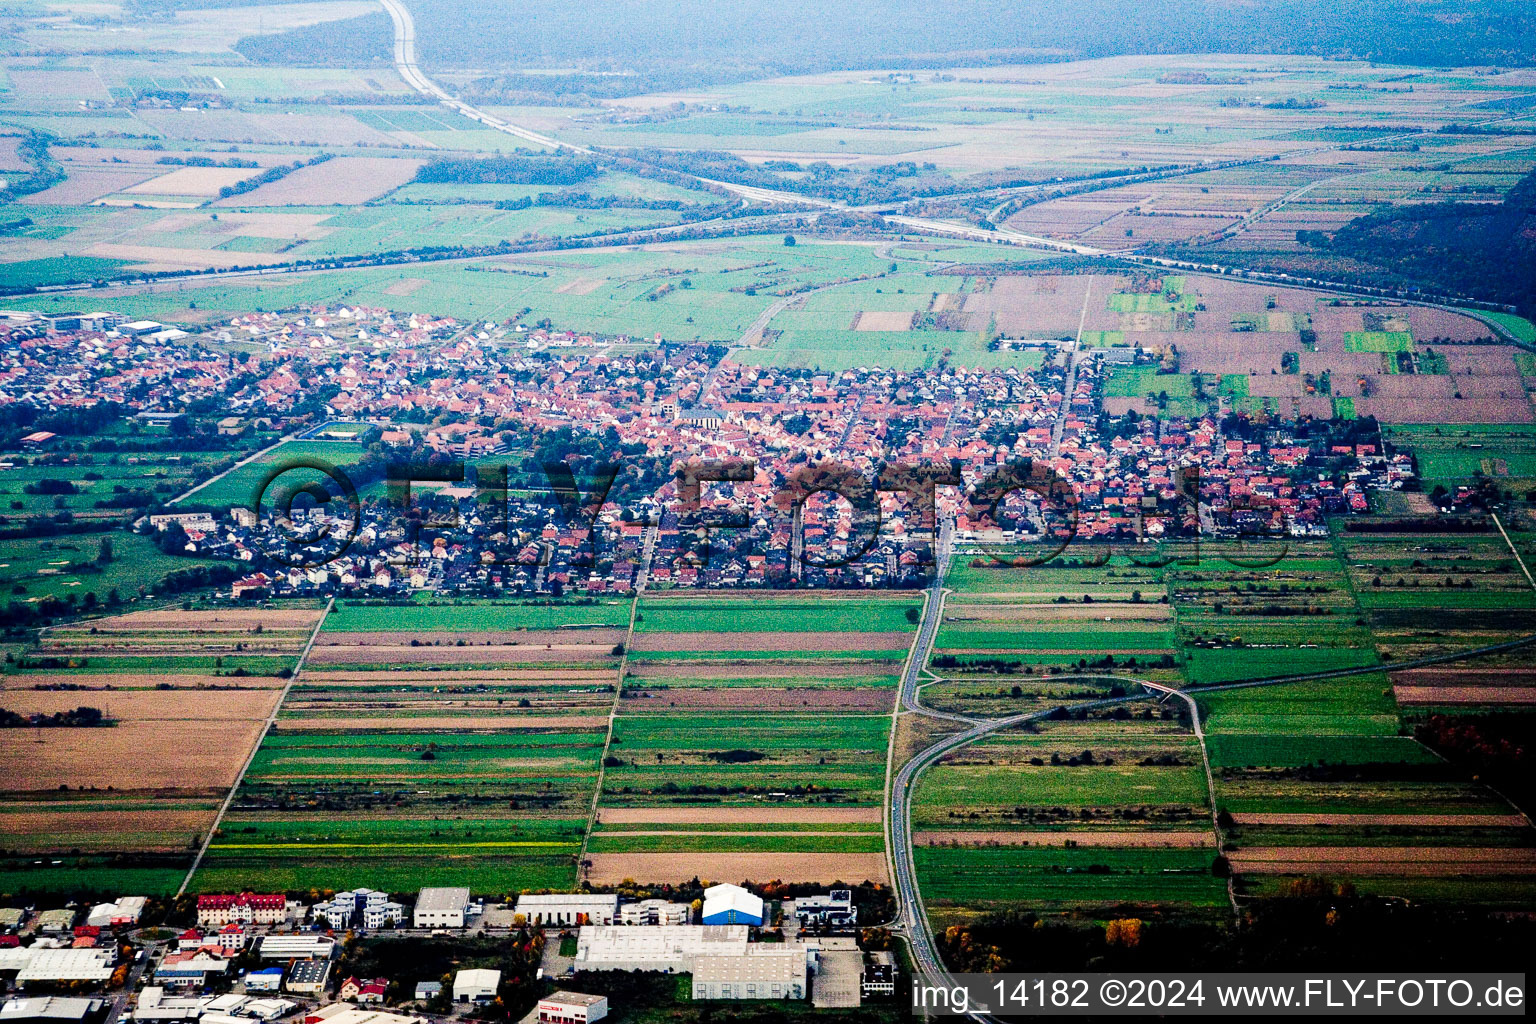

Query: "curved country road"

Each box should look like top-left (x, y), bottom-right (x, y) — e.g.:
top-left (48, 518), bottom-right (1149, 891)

top-left (890, 555), bottom-right (1536, 1020)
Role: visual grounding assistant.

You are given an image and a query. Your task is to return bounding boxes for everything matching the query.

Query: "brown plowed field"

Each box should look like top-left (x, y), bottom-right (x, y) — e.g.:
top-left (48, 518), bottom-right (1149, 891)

top-left (0, 674), bottom-right (285, 691)
top-left (1230, 846), bottom-right (1536, 876)
top-left (314, 629), bottom-right (626, 647)
top-left (628, 661), bottom-right (893, 680)
top-left (621, 687), bottom-right (893, 712)
top-left (3, 809), bottom-right (214, 851)
top-left (1393, 686), bottom-right (1536, 706)
top-left (938, 647), bottom-right (1173, 656)
top-left (0, 720), bottom-right (267, 790)
top-left (1230, 813), bottom-right (1528, 827)
top-left (944, 605), bottom-right (1171, 622)
top-left (585, 852), bottom-right (887, 885)
top-left (1391, 668), bottom-right (1536, 686)
top-left (597, 806), bottom-right (882, 824)
top-left (630, 631), bottom-right (909, 652)
top-left (49, 609), bottom-right (322, 632)
top-left (0, 689), bottom-right (279, 720)
top-left (302, 670), bottom-right (616, 685)
top-left (275, 715), bottom-right (608, 731)
top-left (306, 644), bottom-right (616, 665)
top-left (915, 830), bottom-right (1213, 847)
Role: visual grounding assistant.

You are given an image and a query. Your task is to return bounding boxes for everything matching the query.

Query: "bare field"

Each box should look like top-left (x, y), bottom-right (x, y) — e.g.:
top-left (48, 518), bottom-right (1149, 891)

top-left (301, 669), bottom-right (615, 685)
top-left (854, 310), bottom-right (915, 331)
top-left (215, 157), bottom-right (423, 206)
top-left (314, 629), bottom-right (626, 647)
top-left (306, 644), bottom-right (617, 665)
top-left (50, 608), bottom-right (322, 632)
top-left (1229, 847), bottom-right (1536, 876)
top-left (0, 689), bottom-right (279, 720)
top-left (0, 720), bottom-right (267, 791)
top-left (621, 687), bottom-right (893, 712)
top-left (628, 660), bottom-right (892, 680)
top-left (629, 631), bottom-right (908, 652)
top-left (124, 167), bottom-right (263, 196)
top-left (0, 674), bottom-right (285, 691)
top-left (597, 806), bottom-right (882, 824)
top-left (585, 851), bottom-right (888, 885)
top-left (1230, 813), bottom-right (1530, 827)
top-left (915, 830), bottom-right (1214, 847)
top-left (1, 808), bottom-right (214, 851)
top-left (1393, 686), bottom-right (1536, 706)
top-left (275, 715), bottom-right (608, 731)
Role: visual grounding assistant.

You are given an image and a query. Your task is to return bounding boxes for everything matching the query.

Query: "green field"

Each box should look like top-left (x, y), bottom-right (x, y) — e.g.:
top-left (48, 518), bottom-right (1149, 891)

top-left (324, 598), bottom-right (632, 631)
top-left (1343, 330), bottom-right (1413, 352)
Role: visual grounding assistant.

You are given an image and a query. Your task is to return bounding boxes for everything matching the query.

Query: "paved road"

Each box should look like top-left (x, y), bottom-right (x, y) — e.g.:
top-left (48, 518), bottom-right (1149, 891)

top-left (886, 596), bottom-right (1536, 1020)
top-left (378, 0), bottom-right (816, 207)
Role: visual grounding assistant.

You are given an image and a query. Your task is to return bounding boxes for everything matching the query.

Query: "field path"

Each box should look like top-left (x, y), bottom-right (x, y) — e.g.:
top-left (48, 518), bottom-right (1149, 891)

top-left (577, 523), bottom-right (658, 882)
top-left (176, 594), bottom-right (334, 895)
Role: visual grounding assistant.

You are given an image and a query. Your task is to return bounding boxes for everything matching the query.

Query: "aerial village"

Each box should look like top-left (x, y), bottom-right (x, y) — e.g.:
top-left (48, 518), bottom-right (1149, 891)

top-left (0, 305), bottom-right (1410, 601)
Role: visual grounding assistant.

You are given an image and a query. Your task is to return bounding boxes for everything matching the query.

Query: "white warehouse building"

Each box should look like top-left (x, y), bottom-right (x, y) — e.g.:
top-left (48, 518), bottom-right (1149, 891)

top-left (413, 888), bottom-right (471, 929)
top-left (691, 949), bottom-right (808, 1001)
top-left (515, 895), bottom-right (618, 927)
top-left (574, 925), bottom-right (747, 973)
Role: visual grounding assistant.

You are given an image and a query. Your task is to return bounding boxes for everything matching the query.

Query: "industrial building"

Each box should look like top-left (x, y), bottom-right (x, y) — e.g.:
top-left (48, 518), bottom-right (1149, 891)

top-left (306, 1007), bottom-right (422, 1024)
top-left (412, 888), bottom-right (470, 929)
top-left (861, 951), bottom-right (896, 997)
top-left (618, 900), bottom-right (690, 927)
top-left (154, 952), bottom-right (228, 987)
top-left (0, 998), bottom-right (104, 1024)
top-left (35, 910), bottom-right (75, 934)
top-left (691, 949), bottom-right (807, 1001)
top-left (514, 895), bottom-right (617, 926)
top-left (534, 992), bottom-right (608, 1024)
top-left (285, 961), bottom-right (331, 995)
top-left (787, 890), bottom-right (857, 928)
top-left (244, 968), bottom-right (284, 993)
top-left (701, 884), bottom-right (763, 927)
top-left (452, 969), bottom-right (500, 1004)
top-left (85, 898), bottom-right (146, 929)
top-left (13, 949), bottom-right (116, 986)
top-left (574, 925), bottom-right (748, 973)
top-left (254, 935), bottom-right (334, 960)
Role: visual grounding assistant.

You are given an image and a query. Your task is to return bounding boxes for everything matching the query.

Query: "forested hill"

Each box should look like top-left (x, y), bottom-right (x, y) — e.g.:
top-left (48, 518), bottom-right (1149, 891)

top-left (1314, 169), bottom-right (1536, 317)
top-left (406, 0), bottom-right (1536, 71)
top-left (224, 0), bottom-right (1536, 80)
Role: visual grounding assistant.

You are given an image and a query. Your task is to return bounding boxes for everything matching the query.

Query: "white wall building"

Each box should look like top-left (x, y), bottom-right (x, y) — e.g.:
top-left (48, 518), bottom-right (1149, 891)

top-left (15, 949), bottom-right (117, 986)
top-left (618, 900), bottom-right (690, 927)
top-left (313, 890), bottom-right (403, 930)
top-left (452, 970), bottom-right (500, 1004)
top-left (536, 992), bottom-right (608, 1024)
top-left (515, 895), bottom-right (617, 927)
top-left (574, 925), bottom-right (748, 973)
top-left (255, 935), bottom-right (335, 961)
top-left (413, 888), bottom-right (470, 929)
top-left (691, 950), bottom-right (807, 1001)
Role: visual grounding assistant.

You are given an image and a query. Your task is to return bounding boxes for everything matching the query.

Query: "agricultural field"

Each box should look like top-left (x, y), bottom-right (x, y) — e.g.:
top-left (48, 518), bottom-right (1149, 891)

top-left (195, 596), bottom-right (632, 893)
top-left (584, 590), bottom-right (919, 886)
top-left (1199, 671), bottom-right (1536, 907)
top-left (911, 712), bottom-right (1228, 924)
top-left (0, 603), bottom-right (325, 896)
